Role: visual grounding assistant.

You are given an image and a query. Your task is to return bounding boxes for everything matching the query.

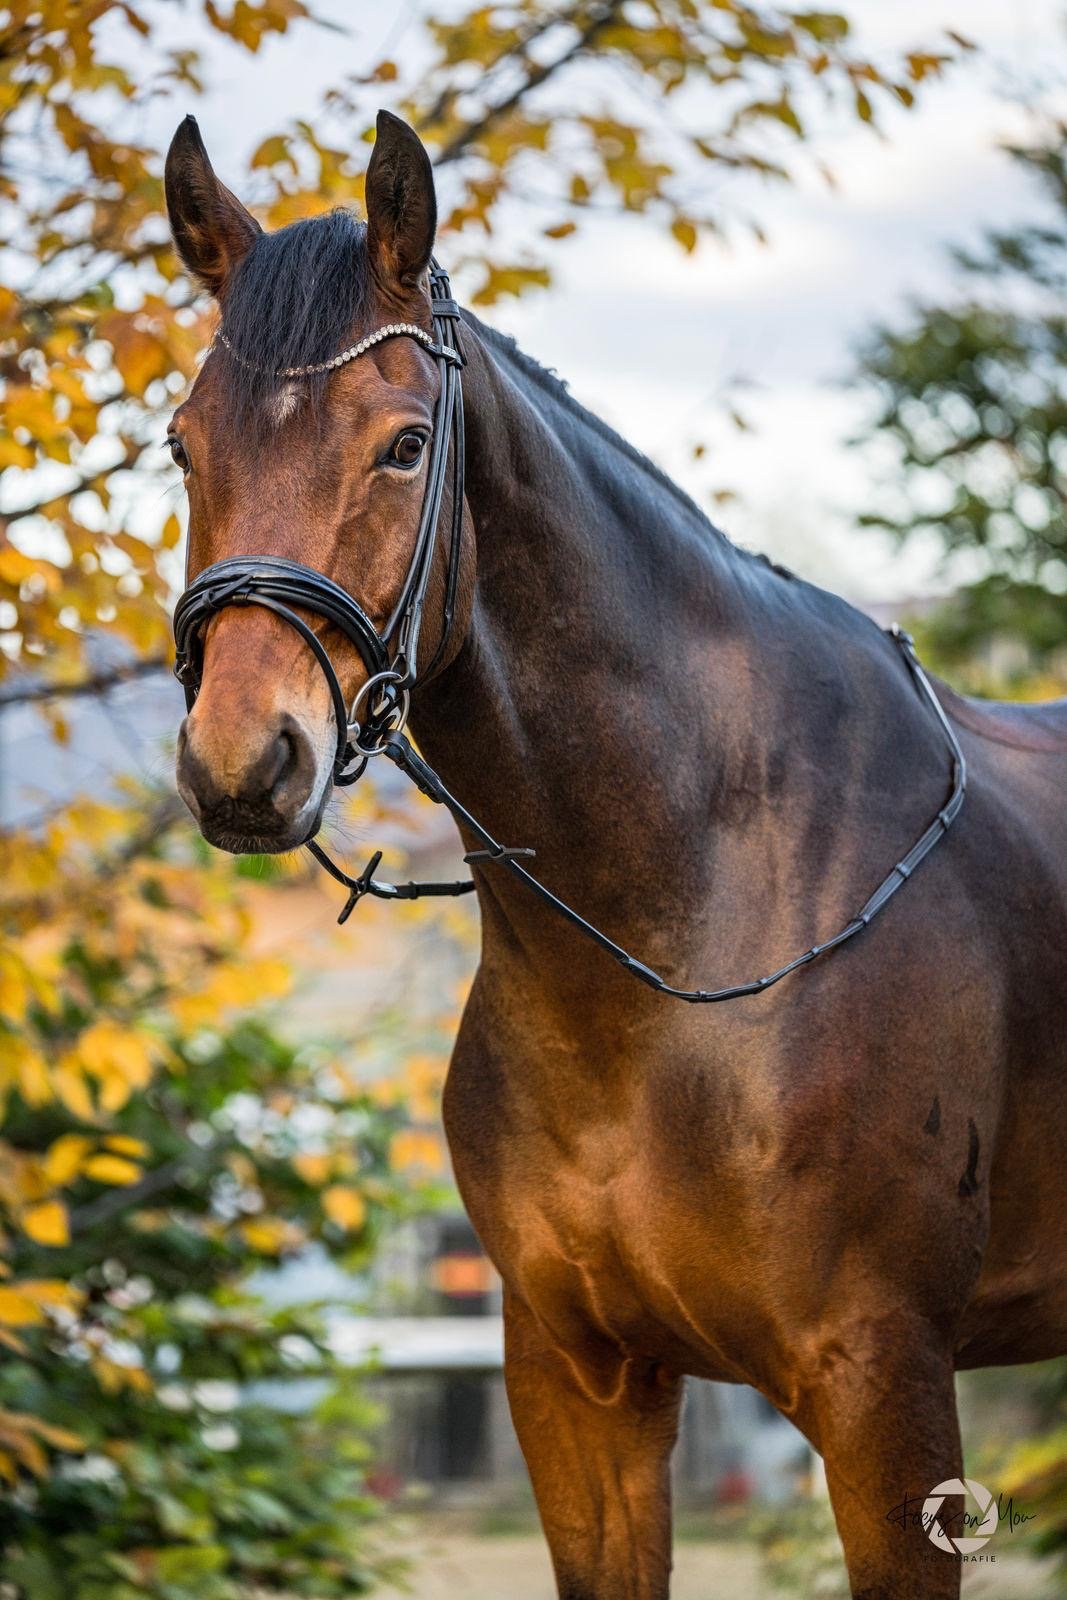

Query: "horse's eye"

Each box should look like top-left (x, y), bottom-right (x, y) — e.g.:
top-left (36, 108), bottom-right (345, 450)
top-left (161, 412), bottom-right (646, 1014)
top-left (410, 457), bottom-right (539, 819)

top-left (388, 430), bottom-right (426, 469)
top-left (166, 434), bottom-right (190, 473)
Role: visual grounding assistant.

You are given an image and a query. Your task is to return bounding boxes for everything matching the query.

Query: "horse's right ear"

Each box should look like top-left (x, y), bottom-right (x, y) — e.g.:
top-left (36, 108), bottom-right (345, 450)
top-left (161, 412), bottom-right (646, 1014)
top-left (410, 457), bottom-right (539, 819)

top-left (165, 115), bottom-right (260, 298)
top-left (365, 110), bottom-right (436, 292)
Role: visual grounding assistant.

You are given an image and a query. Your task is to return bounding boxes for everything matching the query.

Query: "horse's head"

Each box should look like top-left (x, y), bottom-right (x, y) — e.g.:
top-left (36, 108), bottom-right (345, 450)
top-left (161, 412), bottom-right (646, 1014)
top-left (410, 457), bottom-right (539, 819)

top-left (165, 111), bottom-right (470, 853)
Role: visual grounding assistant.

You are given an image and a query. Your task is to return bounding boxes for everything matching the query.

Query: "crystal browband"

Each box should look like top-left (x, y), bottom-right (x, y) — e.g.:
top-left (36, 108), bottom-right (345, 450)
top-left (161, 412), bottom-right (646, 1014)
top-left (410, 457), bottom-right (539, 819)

top-left (216, 322), bottom-right (456, 379)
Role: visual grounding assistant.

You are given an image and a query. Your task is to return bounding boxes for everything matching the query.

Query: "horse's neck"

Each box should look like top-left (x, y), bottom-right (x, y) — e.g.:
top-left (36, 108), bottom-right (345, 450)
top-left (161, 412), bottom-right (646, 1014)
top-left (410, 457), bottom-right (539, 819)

top-left (413, 326), bottom-right (941, 990)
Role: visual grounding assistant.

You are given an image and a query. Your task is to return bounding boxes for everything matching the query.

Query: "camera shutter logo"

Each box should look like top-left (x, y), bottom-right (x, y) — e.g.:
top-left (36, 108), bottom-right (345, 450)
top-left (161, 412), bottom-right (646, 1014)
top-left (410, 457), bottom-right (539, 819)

top-left (922, 1478), bottom-right (999, 1555)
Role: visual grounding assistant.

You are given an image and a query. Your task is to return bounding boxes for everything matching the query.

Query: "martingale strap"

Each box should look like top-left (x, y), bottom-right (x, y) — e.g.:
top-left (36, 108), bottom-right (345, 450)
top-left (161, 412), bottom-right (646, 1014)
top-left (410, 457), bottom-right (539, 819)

top-left (320, 626), bottom-right (967, 1004)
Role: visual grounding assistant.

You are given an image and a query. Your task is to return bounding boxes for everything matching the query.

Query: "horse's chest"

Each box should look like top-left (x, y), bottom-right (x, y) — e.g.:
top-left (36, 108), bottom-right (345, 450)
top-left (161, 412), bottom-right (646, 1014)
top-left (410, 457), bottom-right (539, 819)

top-left (503, 1166), bottom-right (669, 1343)
top-left (472, 1139), bottom-right (754, 1381)
top-left (444, 1013), bottom-right (785, 1381)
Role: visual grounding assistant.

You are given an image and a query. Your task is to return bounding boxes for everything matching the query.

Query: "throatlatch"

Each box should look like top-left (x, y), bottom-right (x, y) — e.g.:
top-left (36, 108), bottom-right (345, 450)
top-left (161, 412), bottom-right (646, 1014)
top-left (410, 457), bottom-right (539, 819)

top-left (173, 260), bottom-right (967, 1003)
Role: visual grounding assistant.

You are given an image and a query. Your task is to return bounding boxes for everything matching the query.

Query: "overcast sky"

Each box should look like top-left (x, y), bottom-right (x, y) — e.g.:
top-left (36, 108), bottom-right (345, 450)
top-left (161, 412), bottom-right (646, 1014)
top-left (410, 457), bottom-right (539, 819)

top-left (144, 0), bottom-right (1066, 605)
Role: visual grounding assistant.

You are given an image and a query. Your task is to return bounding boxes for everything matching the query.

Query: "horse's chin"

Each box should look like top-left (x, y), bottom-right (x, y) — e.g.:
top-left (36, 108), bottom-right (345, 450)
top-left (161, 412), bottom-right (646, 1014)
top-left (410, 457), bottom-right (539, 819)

top-left (202, 827), bottom-right (303, 857)
top-left (193, 782), bottom-right (331, 858)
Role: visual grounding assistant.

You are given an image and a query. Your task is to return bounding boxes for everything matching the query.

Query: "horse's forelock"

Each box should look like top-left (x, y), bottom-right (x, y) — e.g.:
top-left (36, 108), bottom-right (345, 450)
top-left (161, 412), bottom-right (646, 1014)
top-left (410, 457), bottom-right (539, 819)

top-left (216, 209), bottom-right (371, 422)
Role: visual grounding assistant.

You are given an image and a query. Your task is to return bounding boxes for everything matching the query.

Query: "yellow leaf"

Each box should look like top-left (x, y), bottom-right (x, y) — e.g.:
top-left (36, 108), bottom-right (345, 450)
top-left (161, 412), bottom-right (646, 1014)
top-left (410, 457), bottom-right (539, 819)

top-left (322, 1185), bottom-right (367, 1232)
top-left (97, 1070), bottom-right (134, 1115)
top-left (43, 1134), bottom-right (93, 1186)
top-left (14, 1045), bottom-right (51, 1109)
top-left (6, 1431), bottom-right (46, 1477)
top-left (52, 1063), bottom-right (95, 1121)
top-left (15, 1280), bottom-right (82, 1309)
top-left (21, 1201), bottom-right (69, 1248)
top-left (293, 1151), bottom-right (332, 1186)
top-left (239, 1216), bottom-right (298, 1254)
top-left (0, 437), bottom-right (35, 470)
top-left (251, 133), bottom-right (291, 168)
top-left (0, 951), bottom-right (30, 1021)
top-left (389, 1129), bottom-right (445, 1175)
top-left (92, 1357), bottom-right (151, 1395)
top-left (103, 1134), bottom-right (148, 1158)
top-left (671, 216), bottom-right (698, 253)
top-left (83, 1154), bottom-right (141, 1185)
top-left (0, 1289), bottom-right (44, 1327)
top-left (77, 1020), bottom-right (153, 1089)
top-left (96, 313), bottom-right (170, 397)
top-left (1, 1413), bottom-right (83, 1452)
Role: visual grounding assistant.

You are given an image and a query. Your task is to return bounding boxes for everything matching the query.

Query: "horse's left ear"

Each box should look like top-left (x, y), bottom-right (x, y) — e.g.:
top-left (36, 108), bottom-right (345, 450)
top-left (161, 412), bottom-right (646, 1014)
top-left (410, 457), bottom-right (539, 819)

top-left (165, 115), bottom-right (261, 298)
top-left (365, 110), bottom-right (437, 291)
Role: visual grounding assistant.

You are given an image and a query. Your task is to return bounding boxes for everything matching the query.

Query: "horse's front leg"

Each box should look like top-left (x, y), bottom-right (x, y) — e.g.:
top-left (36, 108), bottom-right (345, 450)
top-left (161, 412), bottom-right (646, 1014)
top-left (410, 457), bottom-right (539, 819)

top-left (797, 1310), bottom-right (965, 1600)
top-left (503, 1289), bottom-right (683, 1600)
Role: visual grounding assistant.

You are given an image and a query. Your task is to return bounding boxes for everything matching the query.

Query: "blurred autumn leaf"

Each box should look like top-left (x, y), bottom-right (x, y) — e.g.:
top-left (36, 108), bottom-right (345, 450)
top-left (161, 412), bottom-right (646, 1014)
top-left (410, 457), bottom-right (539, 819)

top-left (0, 772), bottom-right (462, 1592)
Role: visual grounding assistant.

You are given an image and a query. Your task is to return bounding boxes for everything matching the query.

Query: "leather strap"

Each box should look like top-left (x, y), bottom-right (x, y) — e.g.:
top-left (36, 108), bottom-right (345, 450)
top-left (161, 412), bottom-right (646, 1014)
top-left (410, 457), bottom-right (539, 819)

top-left (315, 627), bottom-right (967, 1005)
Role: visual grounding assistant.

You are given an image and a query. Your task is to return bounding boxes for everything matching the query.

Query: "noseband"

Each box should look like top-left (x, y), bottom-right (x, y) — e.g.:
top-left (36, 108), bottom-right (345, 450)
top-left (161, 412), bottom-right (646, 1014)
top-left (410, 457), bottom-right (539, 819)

top-left (173, 262), bottom-right (967, 1003)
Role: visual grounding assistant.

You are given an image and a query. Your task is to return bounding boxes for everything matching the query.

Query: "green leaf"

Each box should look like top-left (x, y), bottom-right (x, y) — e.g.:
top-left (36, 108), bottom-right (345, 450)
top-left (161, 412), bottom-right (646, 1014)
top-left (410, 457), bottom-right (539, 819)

top-left (154, 1544), bottom-right (228, 1581)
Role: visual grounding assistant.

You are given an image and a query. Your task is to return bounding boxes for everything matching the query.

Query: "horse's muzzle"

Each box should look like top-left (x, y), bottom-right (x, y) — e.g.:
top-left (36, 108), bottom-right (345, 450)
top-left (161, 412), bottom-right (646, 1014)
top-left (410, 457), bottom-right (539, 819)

top-left (176, 711), bottom-right (326, 854)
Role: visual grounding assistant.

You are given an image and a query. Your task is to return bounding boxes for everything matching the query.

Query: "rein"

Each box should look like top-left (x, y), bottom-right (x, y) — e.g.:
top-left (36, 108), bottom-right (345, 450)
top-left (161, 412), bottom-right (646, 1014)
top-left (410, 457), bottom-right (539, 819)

top-left (173, 265), bottom-right (967, 1003)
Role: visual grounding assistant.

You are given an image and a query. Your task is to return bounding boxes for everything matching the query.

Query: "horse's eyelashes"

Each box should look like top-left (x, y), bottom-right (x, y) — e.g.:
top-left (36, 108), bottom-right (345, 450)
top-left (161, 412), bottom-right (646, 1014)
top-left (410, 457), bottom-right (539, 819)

top-left (166, 434), bottom-right (190, 473)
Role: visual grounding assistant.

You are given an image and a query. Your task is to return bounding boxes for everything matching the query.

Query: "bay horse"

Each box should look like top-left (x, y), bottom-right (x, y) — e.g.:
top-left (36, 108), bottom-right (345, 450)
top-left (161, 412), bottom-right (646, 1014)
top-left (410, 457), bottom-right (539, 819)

top-left (164, 109), bottom-right (1067, 1599)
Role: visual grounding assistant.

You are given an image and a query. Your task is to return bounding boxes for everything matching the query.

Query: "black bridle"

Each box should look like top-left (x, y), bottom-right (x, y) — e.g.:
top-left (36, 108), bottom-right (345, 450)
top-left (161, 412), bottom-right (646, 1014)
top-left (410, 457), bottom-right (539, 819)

top-left (174, 261), bottom-right (467, 786)
top-left (173, 263), bottom-right (967, 1003)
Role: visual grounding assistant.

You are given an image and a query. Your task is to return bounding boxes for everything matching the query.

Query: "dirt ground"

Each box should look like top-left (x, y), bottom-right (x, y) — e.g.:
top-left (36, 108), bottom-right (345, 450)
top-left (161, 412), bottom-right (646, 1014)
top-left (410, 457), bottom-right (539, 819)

top-left (382, 1526), bottom-right (1054, 1600)
top-left (381, 1531), bottom-right (762, 1600)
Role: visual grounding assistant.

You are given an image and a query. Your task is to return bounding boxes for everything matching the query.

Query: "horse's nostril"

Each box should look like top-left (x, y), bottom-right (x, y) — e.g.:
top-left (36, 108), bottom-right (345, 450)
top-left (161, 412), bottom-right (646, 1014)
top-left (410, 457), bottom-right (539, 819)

top-left (261, 721), bottom-right (318, 815)
top-left (266, 730), bottom-right (297, 795)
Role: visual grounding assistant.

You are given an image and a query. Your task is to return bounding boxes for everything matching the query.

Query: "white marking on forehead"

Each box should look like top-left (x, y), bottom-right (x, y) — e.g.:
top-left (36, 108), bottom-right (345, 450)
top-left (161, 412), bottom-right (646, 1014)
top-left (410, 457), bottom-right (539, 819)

top-left (269, 381), bottom-right (301, 427)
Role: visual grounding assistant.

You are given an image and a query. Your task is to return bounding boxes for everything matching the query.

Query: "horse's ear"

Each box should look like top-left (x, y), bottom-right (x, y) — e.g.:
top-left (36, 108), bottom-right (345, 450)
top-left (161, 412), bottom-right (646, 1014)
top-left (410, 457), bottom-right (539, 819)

top-left (365, 110), bottom-right (437, 292)
top-left (165, 115), bottom-right (260, 298)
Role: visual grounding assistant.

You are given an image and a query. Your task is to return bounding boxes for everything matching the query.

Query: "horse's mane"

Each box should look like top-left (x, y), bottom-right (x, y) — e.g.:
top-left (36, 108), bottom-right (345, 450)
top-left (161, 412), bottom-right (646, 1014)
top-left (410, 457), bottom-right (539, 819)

top-left (470, 317), bottom-right (737, 551)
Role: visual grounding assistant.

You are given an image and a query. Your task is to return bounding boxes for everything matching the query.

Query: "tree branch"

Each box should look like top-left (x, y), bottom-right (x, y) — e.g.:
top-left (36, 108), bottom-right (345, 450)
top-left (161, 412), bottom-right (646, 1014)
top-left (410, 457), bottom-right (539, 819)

top-left (427, 0), bottom-right (624, 167)
top-left (0, 654), bottom-right (170, 709)
top-left (70, 1143), bottom-right (218, 1234)
top-left (1, 441), bottom-right (144, 533)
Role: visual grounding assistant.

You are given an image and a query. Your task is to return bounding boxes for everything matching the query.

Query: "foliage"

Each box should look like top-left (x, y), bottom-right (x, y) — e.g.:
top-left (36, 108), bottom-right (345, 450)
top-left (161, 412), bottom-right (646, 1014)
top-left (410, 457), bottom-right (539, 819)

top-left (999, 1364), bottom-right (1067, 1580)
top-left (754, 1496), bottom-right (850, 1597)
top-left (0, 779), bottom-right (455, 1596)
top-left (0, 1336), bottom-right (393, 1600)
top-left (854, 120), bottom-right (1067, 686)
